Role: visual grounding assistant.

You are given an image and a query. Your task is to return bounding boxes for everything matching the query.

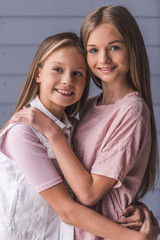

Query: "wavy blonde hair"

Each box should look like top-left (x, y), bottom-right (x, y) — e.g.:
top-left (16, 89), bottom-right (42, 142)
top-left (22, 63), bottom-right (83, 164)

top-left (80, 5), bottom-right (159, 199)
top-left (1, 32), bottom-right (90, 132)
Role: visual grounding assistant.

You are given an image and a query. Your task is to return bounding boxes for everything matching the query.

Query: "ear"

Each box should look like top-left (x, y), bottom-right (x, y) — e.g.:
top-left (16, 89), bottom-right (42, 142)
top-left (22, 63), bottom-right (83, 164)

top-left (35, 67), bottom-right (41, 83)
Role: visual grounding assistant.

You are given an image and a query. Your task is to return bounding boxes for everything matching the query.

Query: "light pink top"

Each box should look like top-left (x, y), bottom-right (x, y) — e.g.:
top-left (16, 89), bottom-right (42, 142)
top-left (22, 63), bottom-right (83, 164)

top-left (73, 92), bottom-right (151, 240)
top-left (2, 123), bottom-right (63, 192)
top-left (1, 95), bottom-right (73, 193)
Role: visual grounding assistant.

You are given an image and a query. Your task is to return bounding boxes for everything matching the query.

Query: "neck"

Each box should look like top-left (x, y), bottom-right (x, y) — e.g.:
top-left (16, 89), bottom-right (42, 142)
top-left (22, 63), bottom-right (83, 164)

top-left (48, 109), bottom-right (65, 120)
top-left (38, 96), bottom-right (65, 120)
top-left (99, 83), bottom-right (134, 105)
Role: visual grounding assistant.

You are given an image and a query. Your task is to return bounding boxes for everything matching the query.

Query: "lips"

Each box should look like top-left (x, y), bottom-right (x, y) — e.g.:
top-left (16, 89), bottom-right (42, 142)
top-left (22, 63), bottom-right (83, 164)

top-left (55, 89), bottom-right (74, 96)
top-left (98, 66), bottom-right (117, 72)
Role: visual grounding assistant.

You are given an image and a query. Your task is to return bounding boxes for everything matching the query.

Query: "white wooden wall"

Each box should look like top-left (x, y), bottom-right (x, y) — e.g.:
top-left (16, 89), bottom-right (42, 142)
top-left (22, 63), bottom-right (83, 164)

top-left (0, 0), bottom-right (160, 236)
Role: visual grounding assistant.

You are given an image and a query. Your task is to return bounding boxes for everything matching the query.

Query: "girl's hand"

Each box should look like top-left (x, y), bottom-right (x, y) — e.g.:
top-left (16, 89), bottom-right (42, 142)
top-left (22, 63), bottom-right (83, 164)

top-left (117, 204), bottom-right (145, 231)
top-left (140, 209), bottom-right (160, 240)
top-left (9, 107), bottom-right (61, 139)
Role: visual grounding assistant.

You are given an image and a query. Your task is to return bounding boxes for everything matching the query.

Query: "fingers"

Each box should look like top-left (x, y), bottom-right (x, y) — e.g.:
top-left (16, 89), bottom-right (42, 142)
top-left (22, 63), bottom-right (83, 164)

top-left (118, 205), bottom-right (144, 223)
top-left (118, 222), bottom-right (142, 231)
top-left (117, 215), bottom-right (140, 224)
top-left (117, 215), bottom-right (142, 231)
top-left (117, 204), bottom-right (145, 231)
top-left (9, 107), bottom-right (38, 124)
top-left (150, 211), bottom-right (159, 227)
top-left (119, 205), bottom-right (135, 217)
top-left (141, 209), bottom-right (160, 238)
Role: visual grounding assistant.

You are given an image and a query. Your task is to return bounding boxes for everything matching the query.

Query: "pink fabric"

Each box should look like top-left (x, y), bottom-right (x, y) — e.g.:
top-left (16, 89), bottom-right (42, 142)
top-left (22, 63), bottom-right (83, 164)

top-left (1, 123), bottom-right (62, 192)
top-left (73, 92), bottom-right (151, 240)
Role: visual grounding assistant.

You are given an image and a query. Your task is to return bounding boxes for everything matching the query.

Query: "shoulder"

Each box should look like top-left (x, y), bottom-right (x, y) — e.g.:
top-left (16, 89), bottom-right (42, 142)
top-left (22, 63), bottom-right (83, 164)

top-left (5, 123), bottom-right (38, 145)
top-left (7, 122), bottom-right (36, 136)
top-left (121, 92), bottom-right (150, 120)
top-left (2, 123), bottom-right (48, 162)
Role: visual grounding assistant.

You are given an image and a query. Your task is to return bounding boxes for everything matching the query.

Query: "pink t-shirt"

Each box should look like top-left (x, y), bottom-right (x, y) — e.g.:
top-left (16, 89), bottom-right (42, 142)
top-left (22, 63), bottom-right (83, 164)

top-left (73, 92), bottom-right (151, 240)
top-left (1, 123), bottom-right (63, 192)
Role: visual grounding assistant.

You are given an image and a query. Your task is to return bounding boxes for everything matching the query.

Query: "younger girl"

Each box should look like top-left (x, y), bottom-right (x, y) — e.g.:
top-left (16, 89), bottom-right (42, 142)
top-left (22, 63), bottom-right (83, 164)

top-left (10, 6), bottom-right (160, 240)
top-left (1, 32), bottom-right (159, 240)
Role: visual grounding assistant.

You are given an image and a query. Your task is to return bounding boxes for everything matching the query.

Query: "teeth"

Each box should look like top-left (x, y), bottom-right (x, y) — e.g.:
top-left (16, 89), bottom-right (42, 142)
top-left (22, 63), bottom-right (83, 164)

top-left (57, 89), bottom-right (72, 95)
top-left (101, 66), bottom-right (115, 70)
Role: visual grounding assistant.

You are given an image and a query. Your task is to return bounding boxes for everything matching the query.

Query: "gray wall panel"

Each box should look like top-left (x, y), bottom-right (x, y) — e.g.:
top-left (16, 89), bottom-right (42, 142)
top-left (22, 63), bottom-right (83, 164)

top-left (0, 45), bottom-right (37, 74)
top-left (0, 0), bottom-right (160, 17)
top-left (0, 17), bottom-right (82, 44)
top-left (0, 74), bottom-right (25, 103)
top-left (0, 17), bottom-right (160, 45)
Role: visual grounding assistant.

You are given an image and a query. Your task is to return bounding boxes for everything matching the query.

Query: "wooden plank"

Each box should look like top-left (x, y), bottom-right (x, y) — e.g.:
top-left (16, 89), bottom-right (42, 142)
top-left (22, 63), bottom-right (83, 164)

top-left (151, 76), bottom-right (160, 104)
top-left (0, 0), bottom-right (159, 17)
top-left (0, 103), bottom-right (16, 128)
top-left (0, 45), bottom-right (38, 74)
top-left (143, 189), bottom-right (160, 217)
top-left (0, 17), bottom-right (159, 45)
top-left (154, 105), bottom-right (160, 132)
top-left (1, 45), bottom-right (159, 74)
top-left (0, 17), bottom-right (81, 45)
top-left (147, 46), bottom-right (160, 75)
top-left (0, 74), bottom-right (25, 103)
top-left (137, 18), bottom-right (160, 46)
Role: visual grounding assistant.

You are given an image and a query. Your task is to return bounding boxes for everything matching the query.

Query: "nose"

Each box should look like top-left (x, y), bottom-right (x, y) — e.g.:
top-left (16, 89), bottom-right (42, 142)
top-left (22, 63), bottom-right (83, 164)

top-left (99, 50), bottom-right (111, 64)
top-left (61, 72), bottom-right (74, 86)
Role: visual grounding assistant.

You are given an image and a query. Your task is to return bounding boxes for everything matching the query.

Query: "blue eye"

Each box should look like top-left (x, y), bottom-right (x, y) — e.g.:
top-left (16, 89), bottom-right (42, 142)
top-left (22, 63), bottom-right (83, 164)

top-left (110, 46), bottom-right (120, 51)
top-left (89, 48), bottom-right (98, 53)
top-left (53, 67), bottom-right (63, 72)
top-left (73, 71), bottom-right (82, 77)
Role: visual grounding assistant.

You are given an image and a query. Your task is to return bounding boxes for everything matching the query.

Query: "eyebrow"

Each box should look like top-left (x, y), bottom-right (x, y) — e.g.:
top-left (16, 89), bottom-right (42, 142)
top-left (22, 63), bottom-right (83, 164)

top-left (50, 61), bottom-right (62, 64)
top-left (50, 62), bottom-right (86, 71)
top-left (87, 40), bottom-right (124, 47)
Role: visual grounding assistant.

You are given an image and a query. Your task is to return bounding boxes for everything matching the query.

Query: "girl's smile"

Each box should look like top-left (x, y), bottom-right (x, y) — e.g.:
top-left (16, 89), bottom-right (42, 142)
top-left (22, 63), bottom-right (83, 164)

top-left (97, 66), bottom-right (117, 73)
top-left (87, 23), bottom-right (129, 88)
top-left (36, 47), bottom-right (87, 118)
top-left (55, 89), bottom-right (74, 96)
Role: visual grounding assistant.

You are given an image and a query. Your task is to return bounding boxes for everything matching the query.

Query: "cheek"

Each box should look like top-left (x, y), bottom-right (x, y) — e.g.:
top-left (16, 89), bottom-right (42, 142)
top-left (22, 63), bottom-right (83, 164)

top-left (122, 53), bottom-right (129, 70)
top-left (118, 55), bottom-right (129, 71)
top-left (87, 55), bottom-right (95, 68)
top-left (77, 80), bottom-right (86, 96)
top-left (122, 58), bottom-right (129, 72)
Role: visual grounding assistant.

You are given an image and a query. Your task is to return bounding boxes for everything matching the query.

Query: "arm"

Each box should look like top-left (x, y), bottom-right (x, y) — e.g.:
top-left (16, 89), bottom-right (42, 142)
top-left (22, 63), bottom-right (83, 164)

top-left (22, 105), bottom-right (151, 208)
top-left (47, 123), bottom-right (117, 206)
top-left (9, 107), bottom-right (150, 209)
top-left (5, 122), bottom-right (159, 240)
top-left (9, 107), bottom-right (116, 206)
top-left (40, 182), bottom-right (160, 240)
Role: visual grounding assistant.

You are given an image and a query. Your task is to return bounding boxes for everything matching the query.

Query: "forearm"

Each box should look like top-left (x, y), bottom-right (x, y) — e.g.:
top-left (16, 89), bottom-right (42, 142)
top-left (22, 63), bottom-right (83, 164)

top-left (47, 130), bottom-right (95, 205)
top-left (42, 183), bottom-right (145, 240)
top-left (65, 201), bottom-right (144, 240)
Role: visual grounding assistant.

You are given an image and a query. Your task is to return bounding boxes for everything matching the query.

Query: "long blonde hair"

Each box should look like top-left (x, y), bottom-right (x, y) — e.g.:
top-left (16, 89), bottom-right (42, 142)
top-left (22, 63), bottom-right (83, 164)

top-left (1, 32), bottom-right (90, 133)
top-left (80, 5), bottom-right (159, 199)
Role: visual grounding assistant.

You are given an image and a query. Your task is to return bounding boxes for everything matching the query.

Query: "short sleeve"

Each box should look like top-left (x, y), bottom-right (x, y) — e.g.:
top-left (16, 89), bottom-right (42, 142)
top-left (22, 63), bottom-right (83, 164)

top-left (2, 123), bottom-right (62, 192)
top-left (91, 107), bottom-right (151, 188)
